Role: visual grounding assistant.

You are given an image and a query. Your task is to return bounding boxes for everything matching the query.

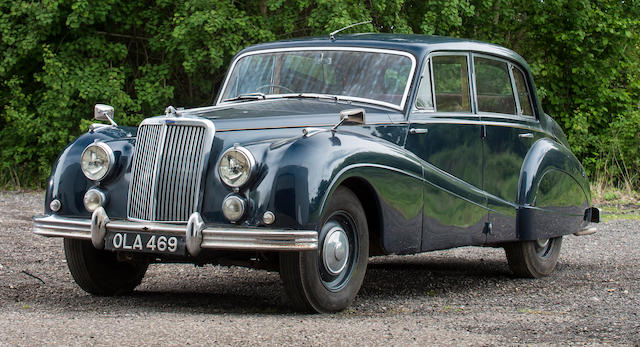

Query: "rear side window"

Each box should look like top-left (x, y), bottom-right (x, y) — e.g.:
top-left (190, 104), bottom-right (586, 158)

top-left (432, 55), bottom-right (471, 112)
top-left (511, 66), bottom-right (533, 116)
top-left (474, 57), bottom-right (516, 115)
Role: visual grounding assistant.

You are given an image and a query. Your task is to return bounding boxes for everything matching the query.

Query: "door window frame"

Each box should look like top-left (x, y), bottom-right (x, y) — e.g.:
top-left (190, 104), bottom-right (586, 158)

top-left (411, 51), bottom-right (538, 122)
top-left (471, 53), bottom-right (537, 121)
top-left (412, 51), bottom-right (475, 116)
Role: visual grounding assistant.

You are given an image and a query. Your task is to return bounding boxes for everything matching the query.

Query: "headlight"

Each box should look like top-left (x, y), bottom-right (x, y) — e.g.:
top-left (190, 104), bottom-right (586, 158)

top-left (81, 142), bottom-right (114, 181)
top-left (218, 145), bottom-right (255, 188)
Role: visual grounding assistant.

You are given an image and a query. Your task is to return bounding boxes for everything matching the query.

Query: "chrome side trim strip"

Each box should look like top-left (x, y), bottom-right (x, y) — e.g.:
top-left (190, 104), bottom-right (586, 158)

top-left (32, 214), bottom-right (318, 252)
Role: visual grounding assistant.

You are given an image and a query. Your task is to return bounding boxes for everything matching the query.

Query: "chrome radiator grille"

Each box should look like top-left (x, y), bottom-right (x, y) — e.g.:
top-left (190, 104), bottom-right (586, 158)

top-left (127, 118), bottom-right (214, 222)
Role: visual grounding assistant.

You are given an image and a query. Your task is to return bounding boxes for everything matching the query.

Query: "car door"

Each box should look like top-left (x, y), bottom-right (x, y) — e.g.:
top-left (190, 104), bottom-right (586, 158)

top-left (405, 53), bottom-right (489, 251)
top-left (472, 54), bottom-right (542, 242)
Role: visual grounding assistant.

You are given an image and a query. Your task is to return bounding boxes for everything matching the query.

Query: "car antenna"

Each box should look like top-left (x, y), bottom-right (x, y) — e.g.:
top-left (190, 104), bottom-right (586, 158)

top-left (329, 20), bottom-right (372, 41)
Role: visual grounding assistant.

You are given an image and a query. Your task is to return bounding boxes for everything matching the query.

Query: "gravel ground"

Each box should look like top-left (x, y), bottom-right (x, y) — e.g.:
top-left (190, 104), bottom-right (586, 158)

top-left (1, 190), bottom-right (639, 346)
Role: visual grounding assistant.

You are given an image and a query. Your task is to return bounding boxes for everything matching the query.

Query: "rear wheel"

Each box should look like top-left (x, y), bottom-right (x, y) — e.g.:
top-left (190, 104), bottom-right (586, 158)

top-left (504, 236), bottom-right (563, 278)
top-left (64, 238), bottom-right (148, 295)
top-left (279, 187), bottom-right (369, 313)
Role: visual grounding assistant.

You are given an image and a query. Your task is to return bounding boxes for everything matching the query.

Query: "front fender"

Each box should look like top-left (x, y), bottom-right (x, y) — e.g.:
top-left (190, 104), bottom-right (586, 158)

top-left (517, 138), bottom-right (591, 239)
top-left (249, 128), bottom-right (424, 253)
top-left (44, 126), bottom-right (136, 217)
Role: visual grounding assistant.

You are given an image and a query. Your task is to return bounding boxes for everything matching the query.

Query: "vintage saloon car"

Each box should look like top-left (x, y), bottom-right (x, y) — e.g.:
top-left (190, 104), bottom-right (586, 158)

top-left (33, 33), bottom-right (599, 313)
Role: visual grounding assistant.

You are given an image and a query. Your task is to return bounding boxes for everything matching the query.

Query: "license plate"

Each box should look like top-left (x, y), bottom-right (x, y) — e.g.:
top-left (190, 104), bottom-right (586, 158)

top-left (105, 231), bottom-right (186, 255)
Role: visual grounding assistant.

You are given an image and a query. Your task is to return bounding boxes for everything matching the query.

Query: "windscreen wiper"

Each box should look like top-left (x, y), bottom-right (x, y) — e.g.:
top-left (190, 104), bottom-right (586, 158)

top-left (280, 93), bottom-right (340, 101)
top-left (223, 92), bottom-right (266, 102)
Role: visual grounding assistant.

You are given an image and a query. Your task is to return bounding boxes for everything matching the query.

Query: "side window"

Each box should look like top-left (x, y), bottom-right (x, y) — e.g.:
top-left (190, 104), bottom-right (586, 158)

top-left (512, 66), bottom-right (533, 116)
top-left (474, 57), bottom-right (516, 115)
top-left (414, 59), bottom-right (433, 110)
top-left (432, 55), bottom-right (471, 112)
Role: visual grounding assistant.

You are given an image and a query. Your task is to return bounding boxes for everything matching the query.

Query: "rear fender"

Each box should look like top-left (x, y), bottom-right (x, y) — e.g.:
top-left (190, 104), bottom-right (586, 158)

top-left (517, 138), bottom-right (590, 240)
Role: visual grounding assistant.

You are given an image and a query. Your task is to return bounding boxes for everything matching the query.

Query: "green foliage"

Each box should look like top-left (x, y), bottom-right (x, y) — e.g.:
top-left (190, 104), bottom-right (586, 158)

top-left (1, 0), bottom-right (639, 189)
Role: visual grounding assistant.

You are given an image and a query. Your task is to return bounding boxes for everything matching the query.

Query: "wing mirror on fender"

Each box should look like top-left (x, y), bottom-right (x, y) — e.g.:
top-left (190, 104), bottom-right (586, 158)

top-left (332, 108), bottom-right (366, 131)
top-left (94, 104), bottom-right (117, 126)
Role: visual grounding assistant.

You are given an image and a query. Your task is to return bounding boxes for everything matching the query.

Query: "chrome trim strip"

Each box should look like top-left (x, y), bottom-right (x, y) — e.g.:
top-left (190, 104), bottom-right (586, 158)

top-left (216, 46), bottom-right (418, 111)
top-left (32, 214), bottom-right (318, 251)
top-left (409, 118), bottom-right (552, 138)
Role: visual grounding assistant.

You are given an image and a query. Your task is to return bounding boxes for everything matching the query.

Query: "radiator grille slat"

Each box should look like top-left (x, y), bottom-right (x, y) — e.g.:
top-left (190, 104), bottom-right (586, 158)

top-left (127, 121), bottom-right (208, 222)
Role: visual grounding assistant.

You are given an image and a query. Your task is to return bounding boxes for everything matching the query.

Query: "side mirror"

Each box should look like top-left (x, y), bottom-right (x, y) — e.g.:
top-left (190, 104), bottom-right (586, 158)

top-left (332, 108), bottom-right (366, 131)
top-left (94, 104), bottom-right (117, 126)
top-left (339, 108), bottom-right (366, 125)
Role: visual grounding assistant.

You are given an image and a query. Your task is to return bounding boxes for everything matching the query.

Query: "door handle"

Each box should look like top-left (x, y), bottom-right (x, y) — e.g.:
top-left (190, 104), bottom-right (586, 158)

top-left (519, 133), bottom-right (534, 139)
top-left (409, 128), bottom-right (429, 135)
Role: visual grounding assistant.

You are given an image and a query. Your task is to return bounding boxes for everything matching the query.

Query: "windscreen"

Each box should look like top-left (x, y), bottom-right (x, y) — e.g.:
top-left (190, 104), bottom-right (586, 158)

top-left (220, 49), bottom-right (414, 108)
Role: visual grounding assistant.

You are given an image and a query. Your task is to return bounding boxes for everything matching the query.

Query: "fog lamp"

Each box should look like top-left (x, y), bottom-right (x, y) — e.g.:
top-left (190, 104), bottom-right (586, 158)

top-left (83, 188), bottom-right (107, 212)
top-left (222, 195), bottom-right (246, 222)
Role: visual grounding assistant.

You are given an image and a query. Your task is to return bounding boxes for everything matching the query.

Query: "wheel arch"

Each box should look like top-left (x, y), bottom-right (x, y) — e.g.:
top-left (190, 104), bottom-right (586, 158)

top-left (339, 177), bottom-right (385, 256)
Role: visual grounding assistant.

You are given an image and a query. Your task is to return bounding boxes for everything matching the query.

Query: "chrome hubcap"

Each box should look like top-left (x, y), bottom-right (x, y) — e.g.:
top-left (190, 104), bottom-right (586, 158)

top-left (535, 238), bottom-right (550, 249)
top-left (534, 238), bottom-right (553, 258)
top-left (322, 226), bottom-right (349, 275)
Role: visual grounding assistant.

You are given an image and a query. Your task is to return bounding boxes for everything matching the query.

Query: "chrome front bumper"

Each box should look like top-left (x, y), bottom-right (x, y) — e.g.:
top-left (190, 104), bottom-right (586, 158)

top-left (33, 207), bottom-right (318, 255)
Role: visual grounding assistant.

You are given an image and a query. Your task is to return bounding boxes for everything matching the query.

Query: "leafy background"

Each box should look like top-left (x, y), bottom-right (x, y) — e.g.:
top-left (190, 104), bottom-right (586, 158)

top-left (1, 0), bottom-right (639, 192)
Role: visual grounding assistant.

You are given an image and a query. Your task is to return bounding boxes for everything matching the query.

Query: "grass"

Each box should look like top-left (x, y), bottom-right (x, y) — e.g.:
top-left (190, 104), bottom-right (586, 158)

top-left (591, 183), bottom-right (640, 222)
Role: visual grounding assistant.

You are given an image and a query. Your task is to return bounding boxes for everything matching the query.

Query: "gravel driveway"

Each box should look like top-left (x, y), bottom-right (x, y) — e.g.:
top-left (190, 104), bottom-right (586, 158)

top-left (1, 191), bottom-right (638, 345)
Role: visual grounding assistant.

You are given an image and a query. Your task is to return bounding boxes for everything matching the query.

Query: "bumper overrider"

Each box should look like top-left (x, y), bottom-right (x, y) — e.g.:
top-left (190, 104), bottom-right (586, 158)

top-left (33, 207), bottom-right (318, 255)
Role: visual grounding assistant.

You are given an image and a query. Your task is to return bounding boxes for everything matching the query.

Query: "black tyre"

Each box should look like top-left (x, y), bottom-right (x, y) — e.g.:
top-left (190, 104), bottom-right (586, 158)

top-left (279, 187), bottom-right (369, 313)
top-left (63, 238), bottom-right (148, 295)
top-left (504, 236), bottom-right (563, 278)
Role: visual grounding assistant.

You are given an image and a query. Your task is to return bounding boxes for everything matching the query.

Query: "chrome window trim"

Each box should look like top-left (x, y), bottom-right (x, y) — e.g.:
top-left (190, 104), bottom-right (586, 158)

top-left (507, 62), bottom-right (522, 115)
top-left (412, 57), bottom-right (436, 113)
top-left (126, 116), bottom-right (216, 223)
top-left (216, 46), bottom-right (418, 111)
top-left (510, 64), bottom-right (536, 119)
top-left (471, 53), bottom-right (518, 117)
top-left (471, 52), bottom-right (537, 120)
top-left (425, 51), bottom-right (474, 114)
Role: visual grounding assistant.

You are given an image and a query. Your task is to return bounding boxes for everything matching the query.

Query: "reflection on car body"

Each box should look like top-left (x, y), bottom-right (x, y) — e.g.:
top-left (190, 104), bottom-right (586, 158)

top-left (33, 33), bottom-right (599, 313)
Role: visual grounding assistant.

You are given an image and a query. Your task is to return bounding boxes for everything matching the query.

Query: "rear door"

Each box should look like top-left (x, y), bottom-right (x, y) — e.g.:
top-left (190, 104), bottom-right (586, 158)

top-left (472, 54), bottom-right (542, 242)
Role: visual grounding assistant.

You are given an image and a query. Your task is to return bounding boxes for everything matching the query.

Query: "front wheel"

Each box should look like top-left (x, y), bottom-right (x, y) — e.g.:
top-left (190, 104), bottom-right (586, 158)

top-left (504, 236), bottom-right (563, 278)
top-left (279, 187), bottom-right (369, 313)
top-left (64, 238), bottom-right (148, 295)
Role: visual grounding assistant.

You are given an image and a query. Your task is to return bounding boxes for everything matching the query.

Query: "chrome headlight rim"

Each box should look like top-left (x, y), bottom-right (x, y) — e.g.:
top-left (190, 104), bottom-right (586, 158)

top-left (218, 145), bottom-right (256, 189)
top-left (81, 142), bottom-right (115, 181)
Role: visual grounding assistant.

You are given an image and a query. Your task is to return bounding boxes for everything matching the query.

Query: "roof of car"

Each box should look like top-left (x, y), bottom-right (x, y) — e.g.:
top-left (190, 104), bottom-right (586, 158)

top-left (238, 33), bottom-right (529, 69)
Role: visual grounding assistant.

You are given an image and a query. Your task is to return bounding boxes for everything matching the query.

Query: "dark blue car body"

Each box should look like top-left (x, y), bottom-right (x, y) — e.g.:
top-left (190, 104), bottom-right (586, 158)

top-left (34, 34), bottom-right (599, 312)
